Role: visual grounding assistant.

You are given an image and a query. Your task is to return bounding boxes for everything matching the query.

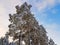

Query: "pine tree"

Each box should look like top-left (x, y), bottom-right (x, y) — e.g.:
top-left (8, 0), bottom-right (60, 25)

top-left (48, 38), bottom-right (57, 45)
top-left (0, 37), bottom-right (4, 45)
top-left (7, 2), bottom-right (48, 45)
top-left (0, 33), bottom-right (9, 45)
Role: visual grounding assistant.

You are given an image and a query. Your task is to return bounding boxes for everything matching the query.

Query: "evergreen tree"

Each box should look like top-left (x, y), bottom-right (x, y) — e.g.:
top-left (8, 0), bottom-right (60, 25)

top-left (0, 33), bottom-right (9, 45)
top-left (48, 38), bottom-right (57, 45)
top-left (7, 2), bottom-right (48, 45)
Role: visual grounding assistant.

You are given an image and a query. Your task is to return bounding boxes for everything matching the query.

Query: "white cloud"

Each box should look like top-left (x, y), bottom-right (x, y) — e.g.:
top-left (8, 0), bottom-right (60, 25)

top-left (46, 0), bottom-right (56, 6)
top-left (44, 23), bottom-right (60, 45)
top-left (36, 1), bottom-right (47, 11)
top-left (0, 0), bottom-right (29, 14)
top-left (0, 4), bottom-right (6, 16)
top-left (35, 0), bottom-right (56, 11)
top-left (0, 27), bottom-right (6, 38)
top-left (0, 4), bottom-right (8, 38)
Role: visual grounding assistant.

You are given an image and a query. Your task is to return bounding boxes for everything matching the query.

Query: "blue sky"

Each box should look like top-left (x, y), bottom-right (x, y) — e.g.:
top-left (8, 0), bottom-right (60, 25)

top-left (0, 0), bottom-right (60, 45)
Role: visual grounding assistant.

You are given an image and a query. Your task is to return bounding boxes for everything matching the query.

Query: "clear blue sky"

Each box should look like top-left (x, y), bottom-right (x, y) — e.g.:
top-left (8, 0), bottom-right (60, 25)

top-left (0, 0), bottom-right (60, 45)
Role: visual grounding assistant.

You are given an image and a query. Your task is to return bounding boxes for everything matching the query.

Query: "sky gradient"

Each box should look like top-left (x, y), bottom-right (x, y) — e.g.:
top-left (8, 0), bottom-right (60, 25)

top-left (0, 0), bottom-right (60, 45)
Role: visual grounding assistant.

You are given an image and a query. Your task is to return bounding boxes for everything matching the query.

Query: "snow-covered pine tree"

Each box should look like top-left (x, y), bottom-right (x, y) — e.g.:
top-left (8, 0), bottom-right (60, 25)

top-left (7, 2), bottom-right (48, 45)
top-left (0, 33), bottom-right (9, 45)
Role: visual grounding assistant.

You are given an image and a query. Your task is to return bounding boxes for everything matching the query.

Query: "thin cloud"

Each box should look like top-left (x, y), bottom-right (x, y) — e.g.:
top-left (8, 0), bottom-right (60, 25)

top-left (36, 1), bottom-right (47, 11)
top-left (44, 23), bottom-right (60, 45)
top-left (0, 3), bottom-right (9, 38)
top-left (35, 0), bottom-right (57, 11)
